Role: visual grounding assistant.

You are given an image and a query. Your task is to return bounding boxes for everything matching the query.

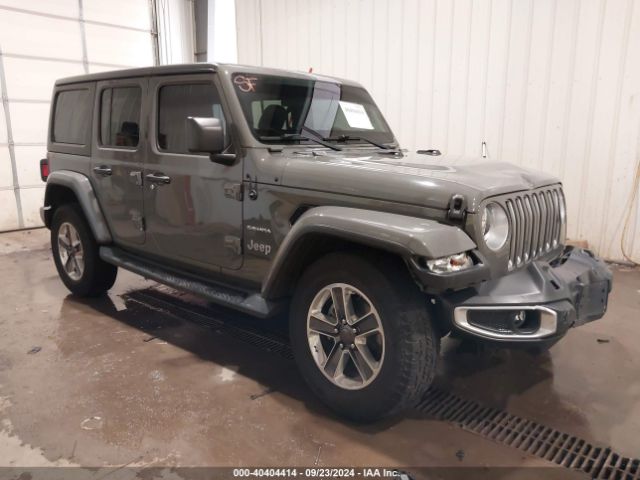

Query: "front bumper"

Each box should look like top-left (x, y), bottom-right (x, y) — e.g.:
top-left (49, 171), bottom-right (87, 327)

top-left (438, 247), bottom-right (612, 345)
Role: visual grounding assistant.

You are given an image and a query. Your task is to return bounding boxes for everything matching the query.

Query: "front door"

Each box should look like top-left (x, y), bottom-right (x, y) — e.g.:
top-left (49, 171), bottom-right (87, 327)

top-left (91, 79), bottom-right (146, 246)
top-left (143, 74), bottom-right (243, 270)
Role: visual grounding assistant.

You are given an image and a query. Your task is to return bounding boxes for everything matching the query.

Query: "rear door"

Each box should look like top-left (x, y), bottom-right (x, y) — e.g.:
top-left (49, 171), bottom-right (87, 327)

top-left (91, 78), bottom-right (146, 246)
top-left (143, 74), bottom-right (243, 270)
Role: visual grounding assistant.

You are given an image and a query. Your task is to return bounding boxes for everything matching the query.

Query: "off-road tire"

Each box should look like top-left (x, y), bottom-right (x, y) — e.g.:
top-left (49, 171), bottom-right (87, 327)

top-left (51, 203), bottom-right (117, 296)
top-left (290, 252), bottom-right (439, 422)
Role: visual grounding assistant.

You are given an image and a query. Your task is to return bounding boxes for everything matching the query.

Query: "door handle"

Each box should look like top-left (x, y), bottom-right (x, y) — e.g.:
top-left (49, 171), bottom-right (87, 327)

top-left (145, 172), bottom-right (171, 185)
top-left (93, 165), bottom-right (112, 176)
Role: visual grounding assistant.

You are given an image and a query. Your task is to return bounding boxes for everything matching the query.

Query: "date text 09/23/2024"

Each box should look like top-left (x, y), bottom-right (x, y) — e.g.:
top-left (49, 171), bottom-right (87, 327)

top-left (232, 468), bottom-right (410, 478)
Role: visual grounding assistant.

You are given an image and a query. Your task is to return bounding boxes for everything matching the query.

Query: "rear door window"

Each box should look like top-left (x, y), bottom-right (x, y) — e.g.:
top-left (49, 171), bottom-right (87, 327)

top-left (52, 89), bottom-right (92, 145)
top-left (100, 87), bottom-right (142, 148)
top-left (157, 83), bottom-right (229, 154)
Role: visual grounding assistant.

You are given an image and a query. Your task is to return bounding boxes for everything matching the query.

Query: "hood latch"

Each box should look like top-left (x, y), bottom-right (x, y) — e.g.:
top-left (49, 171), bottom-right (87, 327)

top-left (448, 194), bottom-right (467, 221)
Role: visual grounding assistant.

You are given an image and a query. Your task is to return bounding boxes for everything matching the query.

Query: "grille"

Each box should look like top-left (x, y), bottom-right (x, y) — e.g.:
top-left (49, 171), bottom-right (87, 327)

top-left (503, 185), bottom-right (565, 270)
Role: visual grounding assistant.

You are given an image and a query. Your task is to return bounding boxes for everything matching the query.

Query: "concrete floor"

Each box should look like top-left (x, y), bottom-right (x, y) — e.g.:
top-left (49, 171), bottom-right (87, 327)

top-left (0, 229), bottom-right (638, 476)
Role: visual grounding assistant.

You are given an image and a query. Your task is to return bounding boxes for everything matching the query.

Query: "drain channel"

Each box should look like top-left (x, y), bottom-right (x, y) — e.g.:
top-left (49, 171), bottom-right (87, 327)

top-left (125, 287), bottom-right (639, 479)
top-left (418, 389), bottom-right (640, 480)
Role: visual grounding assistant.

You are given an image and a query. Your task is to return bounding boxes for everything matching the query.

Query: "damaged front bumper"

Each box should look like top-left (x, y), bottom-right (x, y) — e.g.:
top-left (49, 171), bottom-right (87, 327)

top-left (439, 247), bottom-right (613, 346)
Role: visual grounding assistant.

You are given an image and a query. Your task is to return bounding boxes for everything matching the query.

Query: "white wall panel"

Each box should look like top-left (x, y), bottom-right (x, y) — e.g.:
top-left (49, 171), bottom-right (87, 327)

top-left (3, 57), bottom-right (82, 100)
top-left (0, 0), bottom-right (78, 17)
top-left (577, 0), bottom-right (635, 255)
top-left (236, 0), bottom-right (640, 262)
top-left (0, 191), bottom-right (19, 230)
top-left (156, 0), bottom-right (195, 64)
top-left (19, 187), bottom-right (45, 228)
top-left (0, 103), bottom-right (6, 144)
top-left (15, 146), bottom-right (47, 186)
top-left (0, 10), bottom-right (83, 60)
top-left (463, 0), bottom-right (492, 158)
top-left (87, 64), bottom-right (121, 74)
top-left (7, 103), bottom-right (50, 145)
top-left (599, 0), bottom-right (640, 260)
top-left (85, 24), bottom-right (154, 67)
top-left (0, 147), bottom-right (12, 188)
top-left (235, 0), bottom-right (261, 66)
top-left (0, 0), bottom-right (159, 231)
top-left (209, 0), bottom-right (238, 62)
top-left (83, 0), bottom-right (151, 30)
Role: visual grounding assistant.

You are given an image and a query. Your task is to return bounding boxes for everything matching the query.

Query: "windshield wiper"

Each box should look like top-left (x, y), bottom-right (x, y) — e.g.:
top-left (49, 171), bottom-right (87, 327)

top-left (322, 134), bottom-right (395, 150)
top-left (259, 133), bottom-right (342, 151)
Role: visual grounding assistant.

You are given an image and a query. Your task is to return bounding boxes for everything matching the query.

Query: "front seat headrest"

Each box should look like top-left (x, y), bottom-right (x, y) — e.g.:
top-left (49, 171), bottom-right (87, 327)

top-left (258, 104), bottom-right (287, 133)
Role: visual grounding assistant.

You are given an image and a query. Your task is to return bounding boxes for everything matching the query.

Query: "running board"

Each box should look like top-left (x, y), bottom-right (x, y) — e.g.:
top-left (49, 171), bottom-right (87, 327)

top-left (99, 246), bottom-right (282, 318)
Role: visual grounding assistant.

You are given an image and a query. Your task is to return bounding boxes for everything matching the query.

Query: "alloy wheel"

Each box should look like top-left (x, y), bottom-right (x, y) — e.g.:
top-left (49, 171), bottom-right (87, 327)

top-left (306, 283), bottom-right (385, 390)
top-left (57, 222), bottom-right (85, 281)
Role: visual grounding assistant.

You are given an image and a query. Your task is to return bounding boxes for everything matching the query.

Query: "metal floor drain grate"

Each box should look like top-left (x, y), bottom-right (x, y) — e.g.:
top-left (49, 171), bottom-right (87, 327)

top-left (125, 287), bottom-right (638, 479)
top-left (418, 389), bottom-right (640, 479)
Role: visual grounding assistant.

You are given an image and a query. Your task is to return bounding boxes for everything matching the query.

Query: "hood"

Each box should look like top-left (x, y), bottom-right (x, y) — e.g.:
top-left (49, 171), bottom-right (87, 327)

top-left (280, 150), bottom-right (561, 212)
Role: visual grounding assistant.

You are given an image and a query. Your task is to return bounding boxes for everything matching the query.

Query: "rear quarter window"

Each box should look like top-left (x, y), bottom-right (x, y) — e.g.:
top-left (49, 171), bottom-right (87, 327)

top-left (52, 89), bottom-right (92, 145)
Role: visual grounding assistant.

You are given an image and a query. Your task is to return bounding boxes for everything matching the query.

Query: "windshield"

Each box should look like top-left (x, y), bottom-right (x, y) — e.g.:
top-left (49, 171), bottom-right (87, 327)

top-left (232, 73), bottom-right (395, 146)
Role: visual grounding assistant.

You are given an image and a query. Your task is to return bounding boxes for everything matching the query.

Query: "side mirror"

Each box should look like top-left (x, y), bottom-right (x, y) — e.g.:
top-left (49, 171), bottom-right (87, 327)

top-left (186, 117), bottom-right (235, 165)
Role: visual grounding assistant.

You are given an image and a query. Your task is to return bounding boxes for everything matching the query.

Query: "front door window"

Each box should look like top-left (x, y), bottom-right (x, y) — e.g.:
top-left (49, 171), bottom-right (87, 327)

top-left (144, 78), bottom-right (242, 270)
top-left (157, 83), bottom-right (230, 153)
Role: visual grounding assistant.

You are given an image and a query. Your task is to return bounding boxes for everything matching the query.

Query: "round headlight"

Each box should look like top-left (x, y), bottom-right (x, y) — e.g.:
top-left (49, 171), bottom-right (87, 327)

top-left (481, 203), bottom-right (509, 251)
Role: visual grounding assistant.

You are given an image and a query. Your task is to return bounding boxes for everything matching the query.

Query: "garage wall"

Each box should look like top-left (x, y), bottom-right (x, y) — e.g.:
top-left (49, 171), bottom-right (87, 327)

top-left (156, 0), bottom-right (196, 65)
top-left (235, 0), bottom-right (640, 263)
top-left (0, 0), bottom-right (193, 231)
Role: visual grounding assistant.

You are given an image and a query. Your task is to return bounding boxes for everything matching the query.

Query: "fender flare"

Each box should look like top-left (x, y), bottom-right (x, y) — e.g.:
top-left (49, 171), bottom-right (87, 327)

top-left (261, 206), bottom-right (477, 298)
top-left (44, 171), bottom-right (112, 244)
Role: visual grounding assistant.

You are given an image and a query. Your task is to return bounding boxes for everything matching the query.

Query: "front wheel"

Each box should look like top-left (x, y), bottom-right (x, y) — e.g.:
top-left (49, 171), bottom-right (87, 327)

top-left (290, 252), bottom-right (439, 422)
top-left (51, 203), bottom-right (117, 297)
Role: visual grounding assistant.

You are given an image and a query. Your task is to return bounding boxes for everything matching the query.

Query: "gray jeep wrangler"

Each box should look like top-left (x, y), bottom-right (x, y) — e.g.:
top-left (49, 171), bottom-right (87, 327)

top-left (41, 63), bottom-right (612, 422)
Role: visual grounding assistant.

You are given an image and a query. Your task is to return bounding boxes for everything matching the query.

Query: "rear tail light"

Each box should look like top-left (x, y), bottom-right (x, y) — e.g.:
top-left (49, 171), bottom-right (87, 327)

top-left (40, 158), bottom-right (49, 181)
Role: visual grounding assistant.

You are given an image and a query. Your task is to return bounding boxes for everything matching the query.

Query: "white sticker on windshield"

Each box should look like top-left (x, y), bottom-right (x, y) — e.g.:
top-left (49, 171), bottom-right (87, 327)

top-left (339, 101), bottom-right (374, 130)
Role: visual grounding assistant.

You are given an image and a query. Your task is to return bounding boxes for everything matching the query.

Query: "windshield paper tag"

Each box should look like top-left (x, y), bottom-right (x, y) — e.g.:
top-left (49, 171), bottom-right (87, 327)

top-left (339, 101), bottom-right (374, 129)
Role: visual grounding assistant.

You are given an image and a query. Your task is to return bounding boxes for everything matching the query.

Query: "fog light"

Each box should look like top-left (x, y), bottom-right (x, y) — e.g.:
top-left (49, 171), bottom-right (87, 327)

top-left (425, 252), bottom-right (473, 274)
top-left (513, 310), bottom-right (526, 328)
top-left (461, 307), bottom-right (551, 338)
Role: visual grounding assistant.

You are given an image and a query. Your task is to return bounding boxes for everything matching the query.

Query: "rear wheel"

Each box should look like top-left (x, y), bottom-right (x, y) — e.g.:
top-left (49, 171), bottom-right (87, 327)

top-left (51, 203), bottom-right (117, 296)
top-left (290, 252), bottom-right (438, 422)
